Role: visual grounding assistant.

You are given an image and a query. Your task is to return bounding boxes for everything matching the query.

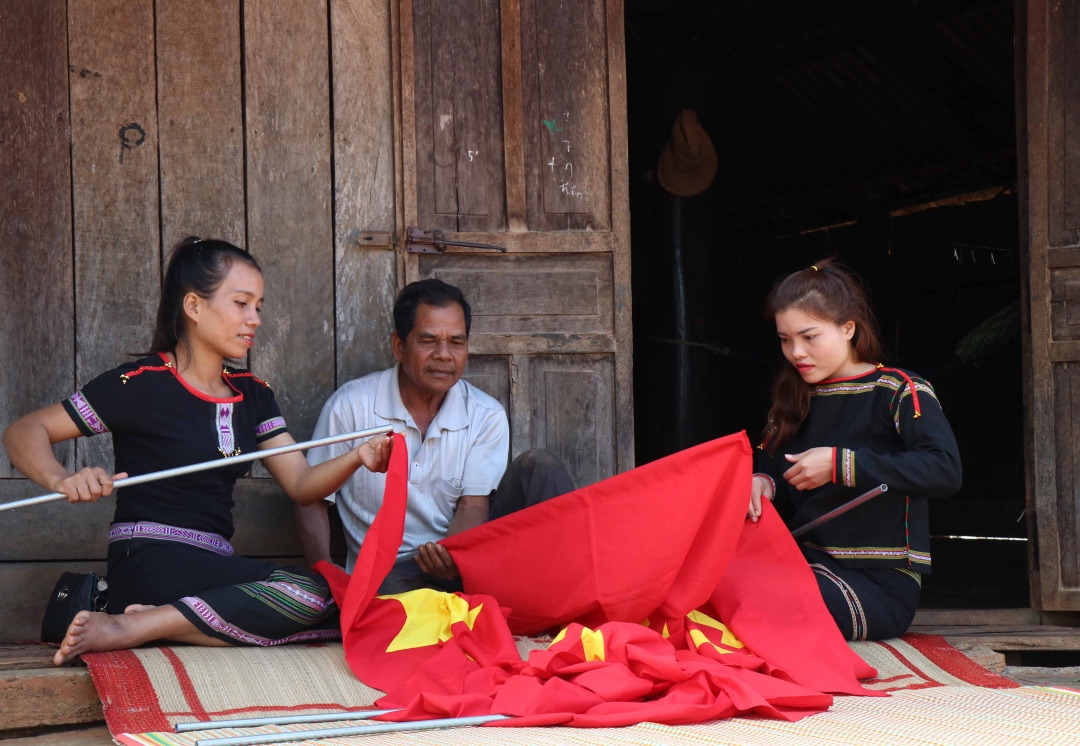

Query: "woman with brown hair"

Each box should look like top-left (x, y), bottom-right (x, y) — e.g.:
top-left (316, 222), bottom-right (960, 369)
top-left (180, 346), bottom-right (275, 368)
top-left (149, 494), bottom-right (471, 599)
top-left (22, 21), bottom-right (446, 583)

top-left (749, 260), bottom-right (962, 641)
top-left (4, 237), bottom-right (393, 664)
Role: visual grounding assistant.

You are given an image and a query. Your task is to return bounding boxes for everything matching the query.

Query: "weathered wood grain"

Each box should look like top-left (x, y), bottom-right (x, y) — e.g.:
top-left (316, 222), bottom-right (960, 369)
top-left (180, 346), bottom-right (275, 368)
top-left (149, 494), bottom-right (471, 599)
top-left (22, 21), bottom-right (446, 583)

top-left (520, 0), bottom-right (611, 230)
top-left (0, 0), bottom-right (75, 476)
top-left (68, 0), bottom-right (161, 473)
top-left (0, 479), bottom-right (344, 561)
top-left (243, 0), bottom-right (335, 444)
top-left (419, 253), bottom-right (613, 335)
top-left (424, 230), bottom-right (615, 253)
top-left (411, 0), bottom-right (506, 233)
top-left (331, 0), bottom-right (398, 384)
top-left (156, 0), bottom-right (245, 250)
top-left (1, 725), bottom-right (112, 746)
top-left (527, 354), bottom-right (616, 488)
top-left (605, 0), bottom-right (634, 473)
top-left (0, 668), bottom-right (102, 730)
top-left (499, 0), bottom-right (527, 231)
top-left (1027, 0), bottom-right (1080, 610)
top-left (463, 356), bottom-right (511, 414)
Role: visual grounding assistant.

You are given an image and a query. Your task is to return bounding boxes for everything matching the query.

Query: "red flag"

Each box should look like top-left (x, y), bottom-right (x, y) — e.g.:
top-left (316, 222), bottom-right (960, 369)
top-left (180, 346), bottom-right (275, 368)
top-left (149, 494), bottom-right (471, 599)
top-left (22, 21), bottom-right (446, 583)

top-left (443, 433), bottom-right (753, 634)
top-left (318, 431), bottom-right (878, 730)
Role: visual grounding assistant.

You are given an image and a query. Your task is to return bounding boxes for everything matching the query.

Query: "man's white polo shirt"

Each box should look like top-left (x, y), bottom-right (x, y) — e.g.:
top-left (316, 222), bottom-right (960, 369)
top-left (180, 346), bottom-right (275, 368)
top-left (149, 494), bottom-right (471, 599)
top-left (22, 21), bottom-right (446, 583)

top-left (308, 365), bottom-right (510, 571)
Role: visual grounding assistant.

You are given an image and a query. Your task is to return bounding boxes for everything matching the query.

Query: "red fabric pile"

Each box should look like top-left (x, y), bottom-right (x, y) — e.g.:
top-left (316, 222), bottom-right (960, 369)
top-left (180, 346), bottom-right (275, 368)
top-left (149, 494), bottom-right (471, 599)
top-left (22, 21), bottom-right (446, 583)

top-left (316, 432), bottom-right (879, 728)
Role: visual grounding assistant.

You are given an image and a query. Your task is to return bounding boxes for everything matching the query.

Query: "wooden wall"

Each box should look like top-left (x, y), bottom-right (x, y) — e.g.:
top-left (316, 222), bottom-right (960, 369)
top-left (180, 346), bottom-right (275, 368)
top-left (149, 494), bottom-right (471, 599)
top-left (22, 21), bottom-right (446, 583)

top-left (0, 0), bottom-right (398, 640)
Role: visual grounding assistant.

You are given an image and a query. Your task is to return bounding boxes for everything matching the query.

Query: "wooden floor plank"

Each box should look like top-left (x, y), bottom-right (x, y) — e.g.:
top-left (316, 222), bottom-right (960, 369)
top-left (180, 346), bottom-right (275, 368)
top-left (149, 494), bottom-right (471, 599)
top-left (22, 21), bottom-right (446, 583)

top-left (912, 624), bottom-right (1080, 651)
top-left (0, 725), bottom-right (112, 746)
top-left (0, 668), bottom-right (102, 731)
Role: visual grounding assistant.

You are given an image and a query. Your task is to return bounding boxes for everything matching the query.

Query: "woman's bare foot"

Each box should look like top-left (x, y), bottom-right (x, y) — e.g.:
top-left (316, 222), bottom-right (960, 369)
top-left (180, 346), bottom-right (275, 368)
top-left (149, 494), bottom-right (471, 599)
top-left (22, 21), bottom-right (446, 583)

top-left (53, 611), bottom-right (136, 665)
top-left (124, 604), bottom-right (157, 614)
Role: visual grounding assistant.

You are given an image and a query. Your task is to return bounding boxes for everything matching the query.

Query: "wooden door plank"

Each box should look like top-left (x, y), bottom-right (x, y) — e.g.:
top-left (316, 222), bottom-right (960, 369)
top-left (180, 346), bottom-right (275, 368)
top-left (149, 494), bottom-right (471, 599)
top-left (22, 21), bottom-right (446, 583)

top-left (462, 356), bottom-right (511, 413)
top-left (418, 253), bottom-right (613, 335)
top-left (519, 0), bottom-right (611, 230)
top-left (423, 231), bottom-right (614, 253)
top-left (499, 0), bottom-right (527, 231)
top-left (156, 0), bottom-right (245, 250)
top-left (1027, 0), bottom-right (1080, 610)
top-left (68, 0), bottom-right (161, 473)
top-left (243, 0), bottom-right (335, 442)
top-left (0, 0), bottom-right (75, 476)
top-left (410, 0), bottom-right (506, 233)
top-left (527, 354), bottom-right (616, 488)
top-left (331, 0), bottom-right (398, 384)
top-left (606, 0), bottom-right (634, 473)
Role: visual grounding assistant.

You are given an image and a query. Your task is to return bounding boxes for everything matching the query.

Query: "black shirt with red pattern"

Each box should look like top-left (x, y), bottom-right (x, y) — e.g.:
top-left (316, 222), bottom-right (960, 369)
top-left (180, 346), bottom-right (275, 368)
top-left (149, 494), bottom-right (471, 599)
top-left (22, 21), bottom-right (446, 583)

top-left (62, 353), bottom-right (288, 539)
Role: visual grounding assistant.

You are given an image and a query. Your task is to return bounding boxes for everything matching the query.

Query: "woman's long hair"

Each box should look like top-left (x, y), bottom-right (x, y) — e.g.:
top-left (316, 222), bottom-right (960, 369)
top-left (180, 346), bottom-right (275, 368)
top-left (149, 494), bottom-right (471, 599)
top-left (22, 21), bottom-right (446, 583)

top-left (762, 258), bottom-right (882, 452)
top-left (146, 236), bottom-right (260, 356)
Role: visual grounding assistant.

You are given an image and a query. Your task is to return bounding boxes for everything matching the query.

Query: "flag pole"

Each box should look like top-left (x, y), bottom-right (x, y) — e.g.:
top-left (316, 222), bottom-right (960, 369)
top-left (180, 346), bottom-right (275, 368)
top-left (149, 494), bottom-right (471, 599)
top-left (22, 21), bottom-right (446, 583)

top-left (175, 709), bottom-right (399, 733)
top-left (0, 426), bottom-right (394, 513)
top-left (194, 715), bottom-right (513, 746)
top-left (789, 484), bottom-right (888, 538)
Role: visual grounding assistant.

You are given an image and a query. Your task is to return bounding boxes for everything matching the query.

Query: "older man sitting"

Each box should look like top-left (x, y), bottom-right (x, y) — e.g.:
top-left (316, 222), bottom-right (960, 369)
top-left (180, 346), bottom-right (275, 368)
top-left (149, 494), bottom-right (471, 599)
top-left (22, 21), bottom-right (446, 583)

top-left (295, 279), bottom-right (574, 593)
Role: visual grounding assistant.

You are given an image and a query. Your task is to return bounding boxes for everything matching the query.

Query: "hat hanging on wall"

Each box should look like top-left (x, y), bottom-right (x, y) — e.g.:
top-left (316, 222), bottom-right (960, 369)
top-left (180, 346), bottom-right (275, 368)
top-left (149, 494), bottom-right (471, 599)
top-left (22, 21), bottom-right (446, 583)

top-left (657, 109), bottom-right (718, 197)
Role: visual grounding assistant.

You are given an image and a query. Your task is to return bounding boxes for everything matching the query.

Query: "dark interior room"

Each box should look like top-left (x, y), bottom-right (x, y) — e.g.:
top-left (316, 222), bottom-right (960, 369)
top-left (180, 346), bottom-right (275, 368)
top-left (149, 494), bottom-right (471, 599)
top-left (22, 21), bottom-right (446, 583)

top-left (625, 0), bottom-right (1026, 608)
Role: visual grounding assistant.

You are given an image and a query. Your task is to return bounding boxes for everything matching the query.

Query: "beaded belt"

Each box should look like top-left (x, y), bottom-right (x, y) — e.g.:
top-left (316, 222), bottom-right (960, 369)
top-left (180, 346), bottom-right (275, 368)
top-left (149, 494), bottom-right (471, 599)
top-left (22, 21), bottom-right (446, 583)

top-left (108, 521), bottom-right (234, 557)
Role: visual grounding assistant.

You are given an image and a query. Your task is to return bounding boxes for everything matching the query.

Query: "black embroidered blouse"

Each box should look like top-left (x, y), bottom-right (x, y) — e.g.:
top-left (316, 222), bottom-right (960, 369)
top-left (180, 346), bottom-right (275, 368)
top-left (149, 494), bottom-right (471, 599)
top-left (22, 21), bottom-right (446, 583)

top-left (62, 353), bottom-right (288, 539)
top-left (753, 366), bottom-right (962, 574)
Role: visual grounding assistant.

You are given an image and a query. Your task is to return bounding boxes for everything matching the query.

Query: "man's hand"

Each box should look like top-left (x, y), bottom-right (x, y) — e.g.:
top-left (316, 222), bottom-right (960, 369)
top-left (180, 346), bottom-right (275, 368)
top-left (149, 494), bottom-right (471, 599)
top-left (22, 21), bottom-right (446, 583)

top-left (747, 474), bottom-right (774, 522)
top-left (51, 467), bottom-right (128, 504)
top-left (783, 448), bottom-right (834, 491)
top-left (354, 433), bottom-right (393, 473)
top-left (415, 542), bottom-right (459, 580)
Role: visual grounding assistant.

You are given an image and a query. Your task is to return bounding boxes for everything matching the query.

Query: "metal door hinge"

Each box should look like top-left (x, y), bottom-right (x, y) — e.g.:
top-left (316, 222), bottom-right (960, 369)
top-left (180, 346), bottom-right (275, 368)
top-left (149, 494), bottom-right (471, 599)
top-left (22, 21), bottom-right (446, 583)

top-left (406, 227), bottom-right (508, 254)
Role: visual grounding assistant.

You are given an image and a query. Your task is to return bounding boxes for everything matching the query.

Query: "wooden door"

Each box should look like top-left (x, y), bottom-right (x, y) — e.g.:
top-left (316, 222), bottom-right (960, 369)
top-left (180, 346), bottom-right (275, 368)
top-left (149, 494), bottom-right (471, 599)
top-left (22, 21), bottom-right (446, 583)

top-left (1024, 0), bottom-right (1080, 609)
top-left (395, 0), bottom-right (634, 485)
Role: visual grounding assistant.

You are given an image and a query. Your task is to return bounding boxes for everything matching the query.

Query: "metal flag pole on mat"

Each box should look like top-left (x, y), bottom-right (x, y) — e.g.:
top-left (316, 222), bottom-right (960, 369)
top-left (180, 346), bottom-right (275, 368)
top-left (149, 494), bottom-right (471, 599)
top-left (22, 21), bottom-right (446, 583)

top-left (0, 426), bottom-right (394, 513)
top-left (790, 484), bottom-right (888, 538)
top-left (176, 710), bottom-right (399, 733)
top-left (195, 715), bottom-right (513, 746)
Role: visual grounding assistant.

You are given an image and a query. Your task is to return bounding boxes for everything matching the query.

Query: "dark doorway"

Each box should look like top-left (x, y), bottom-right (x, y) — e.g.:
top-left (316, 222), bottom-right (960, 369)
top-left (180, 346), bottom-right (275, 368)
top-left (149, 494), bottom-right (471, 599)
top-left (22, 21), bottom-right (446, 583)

top-left (626, 0), bottom-right (1027, 608)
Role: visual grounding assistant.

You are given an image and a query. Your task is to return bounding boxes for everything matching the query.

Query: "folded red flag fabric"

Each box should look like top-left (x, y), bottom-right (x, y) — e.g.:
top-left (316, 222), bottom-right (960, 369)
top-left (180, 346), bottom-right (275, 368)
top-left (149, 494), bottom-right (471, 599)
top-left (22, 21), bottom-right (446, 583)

top-left (318, 431), bottom-right (877, 731)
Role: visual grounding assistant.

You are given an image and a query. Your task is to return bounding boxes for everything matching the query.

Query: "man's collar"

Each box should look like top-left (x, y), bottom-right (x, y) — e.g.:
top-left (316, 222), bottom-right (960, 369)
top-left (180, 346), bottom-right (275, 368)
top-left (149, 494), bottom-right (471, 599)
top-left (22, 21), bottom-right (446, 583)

top-left (373, 364), bottom-right (469, 434)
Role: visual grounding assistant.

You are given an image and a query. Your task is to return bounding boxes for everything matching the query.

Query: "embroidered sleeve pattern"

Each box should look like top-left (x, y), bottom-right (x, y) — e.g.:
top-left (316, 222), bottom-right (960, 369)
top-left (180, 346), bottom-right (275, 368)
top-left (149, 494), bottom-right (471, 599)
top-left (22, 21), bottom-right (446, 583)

top-left (255, 416), bottom-right (288, 441)
top-left (67, 392), bottom-right (109, 435)
top-left (840, 448), bottom-right (856, 488)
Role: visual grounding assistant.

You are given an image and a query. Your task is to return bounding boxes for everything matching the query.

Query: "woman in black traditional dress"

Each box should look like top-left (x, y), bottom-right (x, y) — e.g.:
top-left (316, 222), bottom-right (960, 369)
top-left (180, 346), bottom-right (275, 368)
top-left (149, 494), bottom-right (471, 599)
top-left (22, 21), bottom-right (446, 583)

top-left (748, 260), bottom-right (962, 641)
top-left (3, 238), bottom-right (392, 665)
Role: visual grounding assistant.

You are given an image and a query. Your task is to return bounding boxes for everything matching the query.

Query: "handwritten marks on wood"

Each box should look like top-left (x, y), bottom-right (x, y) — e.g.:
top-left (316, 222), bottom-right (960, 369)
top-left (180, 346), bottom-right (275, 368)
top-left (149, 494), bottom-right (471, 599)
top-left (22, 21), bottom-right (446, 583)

top-left (412, 0), bottom-right (507, 231)
top-left (69, 0), bottom-right (161, 470)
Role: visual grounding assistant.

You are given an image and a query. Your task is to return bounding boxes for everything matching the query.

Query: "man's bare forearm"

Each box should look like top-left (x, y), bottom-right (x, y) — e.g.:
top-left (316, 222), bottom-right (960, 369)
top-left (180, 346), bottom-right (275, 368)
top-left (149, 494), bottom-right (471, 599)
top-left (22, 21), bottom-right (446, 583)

top-left (445, 495), bottom-right (489, 537)
top-left (293, 500), bottom-right (333, 568)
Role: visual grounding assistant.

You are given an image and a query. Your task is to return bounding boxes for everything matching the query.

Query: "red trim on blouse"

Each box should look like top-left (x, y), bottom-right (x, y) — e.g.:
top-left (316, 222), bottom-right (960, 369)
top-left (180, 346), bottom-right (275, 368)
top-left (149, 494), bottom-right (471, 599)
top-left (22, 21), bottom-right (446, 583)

top-left (223, 371), bottom-right (271, 388)
top-left (831, 447), bottom-right (838, 484)
top-left (818, 367), bottom-right (879, 384)
top-left (876, 364), bottom-right (922, 419)
top-left (159, 352), bottom-right (244, 404)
